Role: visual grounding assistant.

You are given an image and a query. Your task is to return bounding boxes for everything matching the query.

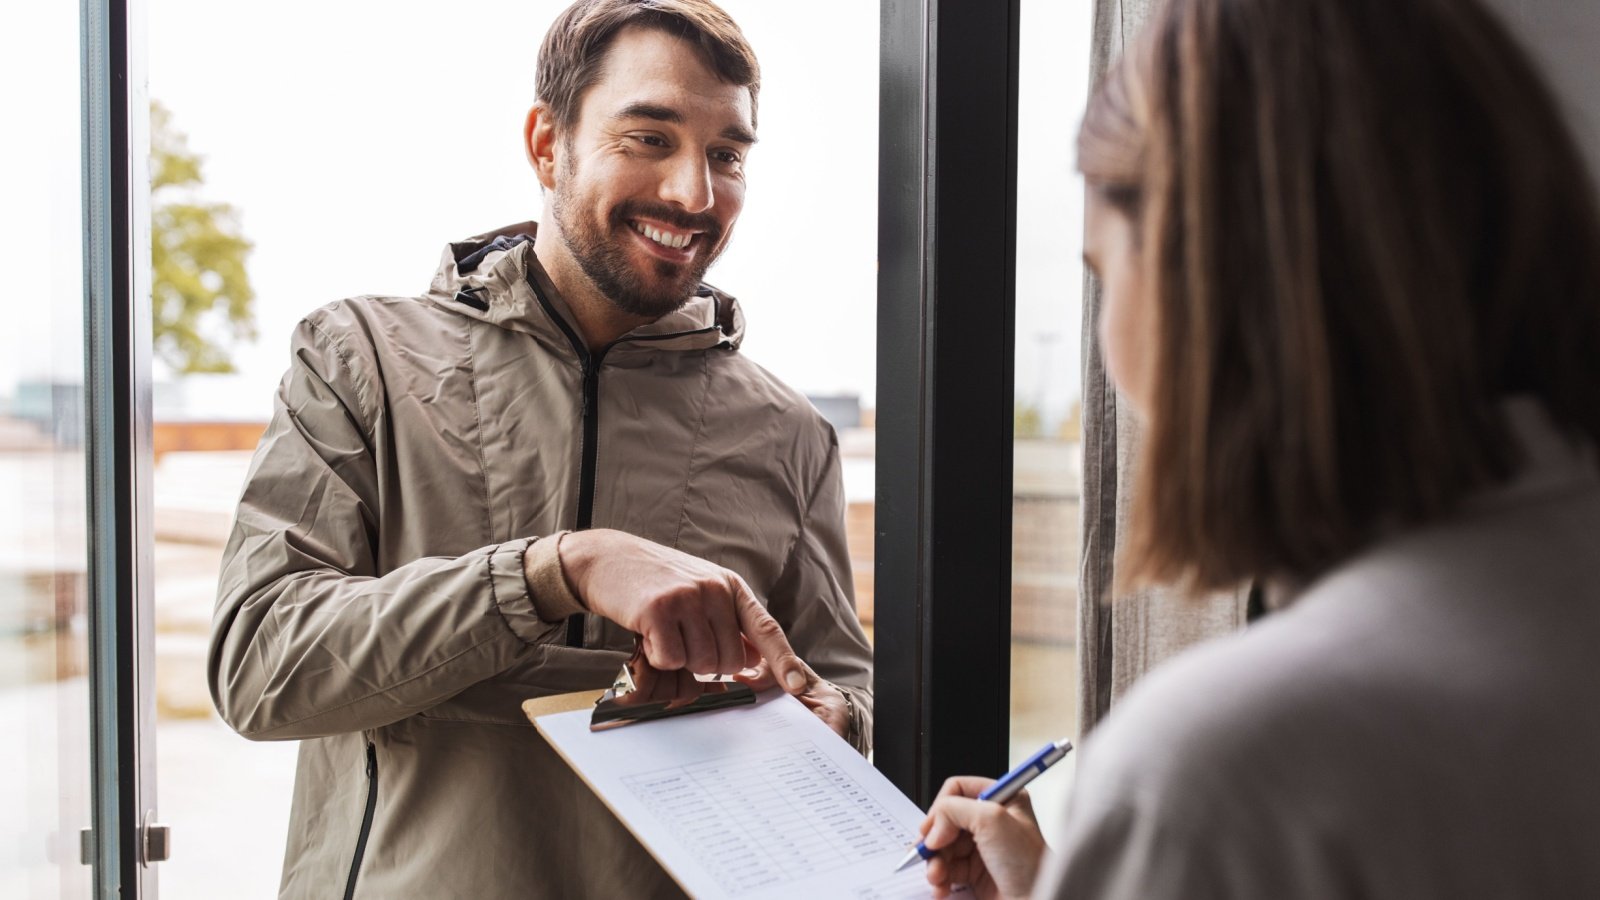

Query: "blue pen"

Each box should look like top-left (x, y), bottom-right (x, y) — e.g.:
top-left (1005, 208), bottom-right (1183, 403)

top-left (892, 737), bottom-right (1074, 873)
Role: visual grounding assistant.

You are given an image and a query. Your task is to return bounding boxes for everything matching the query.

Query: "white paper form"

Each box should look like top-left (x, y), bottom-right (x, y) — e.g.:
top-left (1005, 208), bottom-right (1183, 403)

top-left (535, 690), bottom-right (941, 899)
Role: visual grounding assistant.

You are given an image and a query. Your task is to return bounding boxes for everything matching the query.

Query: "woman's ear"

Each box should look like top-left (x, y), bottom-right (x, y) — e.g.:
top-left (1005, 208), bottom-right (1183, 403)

top-left (524, 104), bottom-right (560, 191)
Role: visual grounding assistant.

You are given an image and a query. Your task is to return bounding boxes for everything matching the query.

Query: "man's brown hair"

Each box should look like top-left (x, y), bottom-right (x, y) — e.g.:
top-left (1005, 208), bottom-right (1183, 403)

top-left (536, 0), bottom-right (760, 129)
top-left (1079, 0), bottom-right (1600, 593)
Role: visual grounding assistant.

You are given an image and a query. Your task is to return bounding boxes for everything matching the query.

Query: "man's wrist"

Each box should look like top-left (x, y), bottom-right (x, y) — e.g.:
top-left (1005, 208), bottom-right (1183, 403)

top-left (524, 532), bottom-right (586, 622)
top-left (556, 528), bottom-right (601, 600)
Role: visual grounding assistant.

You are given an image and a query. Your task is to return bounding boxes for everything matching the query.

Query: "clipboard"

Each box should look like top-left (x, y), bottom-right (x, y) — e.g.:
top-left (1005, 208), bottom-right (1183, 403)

top-left (525, 688), bottom-right (940, 899)
top-left (519, 654), bottom-right (758, 732)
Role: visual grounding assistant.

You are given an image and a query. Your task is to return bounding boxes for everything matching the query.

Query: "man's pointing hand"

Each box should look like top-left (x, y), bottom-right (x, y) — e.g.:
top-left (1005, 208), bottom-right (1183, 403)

top-left (554, 529), bottom-right (808, 694)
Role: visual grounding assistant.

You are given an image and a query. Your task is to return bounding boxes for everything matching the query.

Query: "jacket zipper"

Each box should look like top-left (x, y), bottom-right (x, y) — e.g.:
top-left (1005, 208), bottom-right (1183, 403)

top-left (566, 349), bottom-right (607, 646)
top-left (525, 276), bottom-right (726, 648)
top-left (343, 741), bottom-right (378, 900)
top-left (527, 281), bottom-right (605, 648)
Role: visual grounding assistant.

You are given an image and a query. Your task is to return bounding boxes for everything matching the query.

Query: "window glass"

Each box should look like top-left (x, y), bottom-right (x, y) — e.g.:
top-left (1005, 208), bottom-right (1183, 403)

top-left (0, 2), bottom-right (94, 895)
top-left (1010, 0), bottom-right (1092, 840)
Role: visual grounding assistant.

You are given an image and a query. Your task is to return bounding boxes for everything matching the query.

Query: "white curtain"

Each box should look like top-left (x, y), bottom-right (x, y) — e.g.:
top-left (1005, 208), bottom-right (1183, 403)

top-left (1075, 0), bottom-right (1249, 739)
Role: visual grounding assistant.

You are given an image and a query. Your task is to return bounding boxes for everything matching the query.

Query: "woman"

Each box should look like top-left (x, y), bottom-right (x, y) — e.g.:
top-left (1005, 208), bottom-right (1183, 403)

top-left (920, 0), bottom-right (1600, 897)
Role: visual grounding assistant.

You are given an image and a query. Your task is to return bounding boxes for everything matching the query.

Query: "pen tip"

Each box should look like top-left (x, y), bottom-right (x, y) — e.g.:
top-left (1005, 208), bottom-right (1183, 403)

top-left (892, 848), bottom-right (922, 873)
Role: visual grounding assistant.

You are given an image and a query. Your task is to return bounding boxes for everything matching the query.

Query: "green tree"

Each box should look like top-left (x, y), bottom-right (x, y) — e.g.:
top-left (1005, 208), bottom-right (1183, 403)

top-left (1014, 400), bottom-right (1043, 439)
top-left (151, 101), bottom-right (256, 373)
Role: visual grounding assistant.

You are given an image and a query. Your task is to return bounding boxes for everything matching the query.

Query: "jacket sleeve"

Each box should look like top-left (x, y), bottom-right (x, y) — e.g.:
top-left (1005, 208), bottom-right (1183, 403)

top-left (1036, 771), bottom-right (1292, 900)
top-left (767, 431), bottom-right (876, 755)
top-left (1035, 800), bottom-right (1234, 900)
top-left (208, 315), bottom-right (560, 741)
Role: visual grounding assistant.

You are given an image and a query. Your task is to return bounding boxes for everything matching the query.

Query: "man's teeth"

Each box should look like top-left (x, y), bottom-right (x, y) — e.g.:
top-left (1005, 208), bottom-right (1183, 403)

top-left (632, 221), bottom-right (693, 250)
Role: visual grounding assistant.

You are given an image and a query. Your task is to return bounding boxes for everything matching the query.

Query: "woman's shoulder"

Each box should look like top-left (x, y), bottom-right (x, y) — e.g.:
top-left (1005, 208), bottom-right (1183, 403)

top-left (1063, 461), bottom-right (1600, 854)
top-left (1046, 617), bottom-right (1363, 898)
top-left (1074, 608), bottom-right (1354, 814)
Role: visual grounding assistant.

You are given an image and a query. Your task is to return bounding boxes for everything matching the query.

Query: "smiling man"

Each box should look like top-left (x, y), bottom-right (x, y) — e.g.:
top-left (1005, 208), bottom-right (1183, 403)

top-left (208, 2), bottom-right (873, 898)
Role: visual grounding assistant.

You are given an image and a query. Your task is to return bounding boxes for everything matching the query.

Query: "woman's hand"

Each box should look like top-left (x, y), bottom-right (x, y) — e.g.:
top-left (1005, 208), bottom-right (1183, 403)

top-left (920, 776), bottom-right (1048, 900)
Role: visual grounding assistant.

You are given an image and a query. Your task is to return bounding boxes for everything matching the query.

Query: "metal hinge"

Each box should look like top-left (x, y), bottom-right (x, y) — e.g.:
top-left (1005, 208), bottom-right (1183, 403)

top-left (78, 815), bottom-right (172, 867)
top-left (140, 810), bottom-right (171, 866)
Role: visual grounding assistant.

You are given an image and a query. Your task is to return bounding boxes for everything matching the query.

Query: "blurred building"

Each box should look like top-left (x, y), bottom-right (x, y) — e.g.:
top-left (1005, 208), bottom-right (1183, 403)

top-left (834, 416), bottom-right (1080, 647)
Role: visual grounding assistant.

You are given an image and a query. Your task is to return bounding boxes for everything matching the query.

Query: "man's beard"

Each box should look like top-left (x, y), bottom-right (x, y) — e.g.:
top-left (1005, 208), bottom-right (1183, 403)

top-left (552, 171), bottom-right (727, 320)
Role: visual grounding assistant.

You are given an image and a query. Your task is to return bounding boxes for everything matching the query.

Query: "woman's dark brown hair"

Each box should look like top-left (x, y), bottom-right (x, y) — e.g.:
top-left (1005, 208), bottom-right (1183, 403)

top-left (537, 0), bottom-right (760, 129)
top-left (1079, 0), bottom-right (1600, 593)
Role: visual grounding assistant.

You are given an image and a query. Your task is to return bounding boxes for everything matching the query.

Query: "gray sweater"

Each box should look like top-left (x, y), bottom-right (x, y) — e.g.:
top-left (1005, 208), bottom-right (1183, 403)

top-left (1038, 399), bottom-right (1600, 899)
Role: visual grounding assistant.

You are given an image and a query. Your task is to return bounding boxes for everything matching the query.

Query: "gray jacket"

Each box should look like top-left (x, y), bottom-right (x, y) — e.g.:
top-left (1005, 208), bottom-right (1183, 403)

top-left (209, 222), bottom-right (874, 898)
top-left (1038, 399), bottom-right (1600, 899)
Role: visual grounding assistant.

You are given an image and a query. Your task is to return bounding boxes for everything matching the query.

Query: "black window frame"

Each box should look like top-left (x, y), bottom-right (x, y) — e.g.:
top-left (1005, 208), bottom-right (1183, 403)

top-left (875, 0), bottom-right (1021, 805)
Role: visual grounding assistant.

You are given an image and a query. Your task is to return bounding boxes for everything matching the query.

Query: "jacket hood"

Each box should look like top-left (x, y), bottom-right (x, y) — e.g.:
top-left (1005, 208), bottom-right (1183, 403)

top-left (423, 221), bottom-right (745, 355)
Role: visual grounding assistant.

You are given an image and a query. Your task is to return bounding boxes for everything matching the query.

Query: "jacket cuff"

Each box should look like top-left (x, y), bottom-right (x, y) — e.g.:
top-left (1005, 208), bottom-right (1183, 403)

top-left (489, 538), bottom-right (559, 644)
top-left (838, 685), bottom-right (873, 756)
top-left (524, 532), bottom-right (587, 622)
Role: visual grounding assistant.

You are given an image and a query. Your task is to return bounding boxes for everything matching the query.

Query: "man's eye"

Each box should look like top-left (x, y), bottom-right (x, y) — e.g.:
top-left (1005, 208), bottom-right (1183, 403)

top-left (635, 135), bottom-right (668, 148)
top-left (712, 151), bottom-right (742, 166)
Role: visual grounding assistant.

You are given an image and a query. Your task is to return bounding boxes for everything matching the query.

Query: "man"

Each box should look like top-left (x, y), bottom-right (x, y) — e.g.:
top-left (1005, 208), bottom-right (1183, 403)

top-left (208, 2), bottom-right (873, 897)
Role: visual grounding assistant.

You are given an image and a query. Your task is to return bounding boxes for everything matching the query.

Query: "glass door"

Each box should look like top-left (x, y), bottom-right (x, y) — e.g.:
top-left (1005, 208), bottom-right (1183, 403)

top-left (1008, 0), bottom-right (1093, 841)
top-left (82, 0), bottom-right (162, 892)
top-left (2, 0), bottom-right (110, 895)
top-left (3, 0), bottom-right (163, 895)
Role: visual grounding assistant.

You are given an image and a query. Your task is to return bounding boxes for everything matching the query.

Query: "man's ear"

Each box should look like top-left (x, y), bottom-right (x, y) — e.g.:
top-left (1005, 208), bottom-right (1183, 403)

top-left (525, 103), bottom-right (561, 191)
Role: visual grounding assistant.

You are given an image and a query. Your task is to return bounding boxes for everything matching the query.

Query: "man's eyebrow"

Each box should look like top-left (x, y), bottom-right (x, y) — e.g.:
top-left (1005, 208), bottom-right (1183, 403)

top-left (615, 101), bottom-right (683, 125)
top-left (613, 101), bottom-right (757, 145)
top-left (719, 124), bottom-right (757, 146)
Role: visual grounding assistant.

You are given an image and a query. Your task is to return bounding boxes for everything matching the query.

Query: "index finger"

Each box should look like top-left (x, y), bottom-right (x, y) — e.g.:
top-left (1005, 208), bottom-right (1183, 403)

top-left (730, 576), bottom-right (806, 694)
top-left (921, 795), bottom-right (993, 851)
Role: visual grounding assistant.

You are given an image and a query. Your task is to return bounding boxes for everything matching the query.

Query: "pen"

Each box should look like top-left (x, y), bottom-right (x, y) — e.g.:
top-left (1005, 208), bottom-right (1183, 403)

top-left (892, 737), bottom-right (1074, 873)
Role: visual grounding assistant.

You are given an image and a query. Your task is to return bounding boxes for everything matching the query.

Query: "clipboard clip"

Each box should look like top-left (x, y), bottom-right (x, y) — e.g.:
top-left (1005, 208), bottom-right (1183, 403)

top-left (589, 643), bottom-right (756, 732)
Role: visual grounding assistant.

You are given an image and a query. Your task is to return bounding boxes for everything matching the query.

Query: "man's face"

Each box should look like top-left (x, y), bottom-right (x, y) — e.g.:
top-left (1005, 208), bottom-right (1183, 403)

top-left (549, 26), bottom-right (754, 319)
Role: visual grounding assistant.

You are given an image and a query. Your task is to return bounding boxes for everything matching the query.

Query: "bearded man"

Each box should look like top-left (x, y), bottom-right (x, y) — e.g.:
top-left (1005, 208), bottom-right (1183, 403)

top-left (208, 2), bottom-right (873, 897)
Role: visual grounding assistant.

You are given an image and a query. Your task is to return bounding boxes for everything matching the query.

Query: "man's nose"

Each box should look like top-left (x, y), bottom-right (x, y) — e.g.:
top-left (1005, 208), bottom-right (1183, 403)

top-left (658, 151), bottom-right (714, 214)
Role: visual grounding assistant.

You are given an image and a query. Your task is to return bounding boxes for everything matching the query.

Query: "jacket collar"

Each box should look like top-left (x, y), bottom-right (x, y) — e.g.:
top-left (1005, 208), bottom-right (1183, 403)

top-left (423, 221), bottom-right (745, 357)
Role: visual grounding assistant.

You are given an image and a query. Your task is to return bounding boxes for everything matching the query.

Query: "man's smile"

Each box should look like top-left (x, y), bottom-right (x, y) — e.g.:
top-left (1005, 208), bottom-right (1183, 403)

top-left (626, 217), bottom-right (705, 261)
top-left (628, 218), bottom-right (699, 249)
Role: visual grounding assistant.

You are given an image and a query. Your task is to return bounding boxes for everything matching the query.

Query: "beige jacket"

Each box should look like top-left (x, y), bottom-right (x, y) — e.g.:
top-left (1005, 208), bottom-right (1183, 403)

top-left (209, 223), bottom-right (874, 899)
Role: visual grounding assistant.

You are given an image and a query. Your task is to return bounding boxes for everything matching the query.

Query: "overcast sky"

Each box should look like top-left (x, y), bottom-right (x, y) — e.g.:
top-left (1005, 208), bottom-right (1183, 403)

top-left (7, 1), bottom-right (1089, 425)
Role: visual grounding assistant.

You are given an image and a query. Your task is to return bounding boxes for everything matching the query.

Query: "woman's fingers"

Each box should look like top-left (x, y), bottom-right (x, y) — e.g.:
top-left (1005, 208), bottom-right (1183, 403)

top-left (922, 795), bottom-right (988, 850)
top-left (1008, 788), bottom-right (1038, 827)
top-left (929, 853), bottom-right (990, 900)
top-left (922, 789), bottom-right (1048, 900)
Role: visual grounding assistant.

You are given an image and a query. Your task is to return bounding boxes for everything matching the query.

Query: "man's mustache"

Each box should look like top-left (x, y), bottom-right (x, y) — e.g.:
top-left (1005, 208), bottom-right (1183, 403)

top-left (611, 201), bottom-right (723, 243)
